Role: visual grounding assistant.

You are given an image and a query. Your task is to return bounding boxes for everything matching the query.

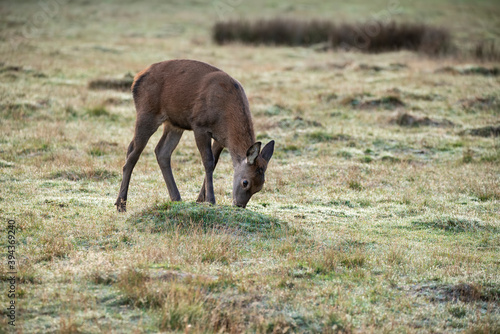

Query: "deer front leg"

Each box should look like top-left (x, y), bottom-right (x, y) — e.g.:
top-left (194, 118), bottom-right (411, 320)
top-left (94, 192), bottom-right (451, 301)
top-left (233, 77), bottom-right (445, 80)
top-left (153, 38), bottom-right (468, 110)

top-left (197, 140), bottom-right (224, 203)
top-left (194, 131), bottom-right (216, 204)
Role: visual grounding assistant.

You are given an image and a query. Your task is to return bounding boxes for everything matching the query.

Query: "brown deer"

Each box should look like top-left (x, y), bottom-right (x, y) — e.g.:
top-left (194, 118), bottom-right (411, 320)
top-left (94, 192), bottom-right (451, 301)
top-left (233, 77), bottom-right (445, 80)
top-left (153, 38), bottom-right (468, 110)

top-left (115, 59), bottom-right (274, 212)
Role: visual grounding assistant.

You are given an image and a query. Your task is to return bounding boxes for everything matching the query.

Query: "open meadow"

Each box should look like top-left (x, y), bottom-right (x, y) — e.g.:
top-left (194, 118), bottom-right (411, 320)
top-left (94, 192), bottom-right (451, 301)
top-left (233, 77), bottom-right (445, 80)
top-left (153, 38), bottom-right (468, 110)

top-left (0, 0), bottom-right (499, 332)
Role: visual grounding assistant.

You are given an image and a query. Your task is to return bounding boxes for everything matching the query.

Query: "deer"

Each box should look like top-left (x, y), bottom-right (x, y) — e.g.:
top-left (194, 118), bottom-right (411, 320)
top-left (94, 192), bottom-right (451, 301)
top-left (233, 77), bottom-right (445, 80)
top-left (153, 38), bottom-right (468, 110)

top-left (115, 59), bottom-right (275, 212)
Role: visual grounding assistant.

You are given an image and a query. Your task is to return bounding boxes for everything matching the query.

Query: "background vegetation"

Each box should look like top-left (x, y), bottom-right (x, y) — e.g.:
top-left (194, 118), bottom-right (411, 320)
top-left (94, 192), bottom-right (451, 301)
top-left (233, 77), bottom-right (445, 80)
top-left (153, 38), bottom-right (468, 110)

top-left (0, 0), bottom-right (499, 332)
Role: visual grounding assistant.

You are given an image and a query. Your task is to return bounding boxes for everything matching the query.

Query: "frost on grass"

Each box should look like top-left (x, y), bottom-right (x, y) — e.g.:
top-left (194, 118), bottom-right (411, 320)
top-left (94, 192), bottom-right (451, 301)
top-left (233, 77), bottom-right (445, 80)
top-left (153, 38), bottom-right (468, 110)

top-left (129, 202), bottom-right (287, 235)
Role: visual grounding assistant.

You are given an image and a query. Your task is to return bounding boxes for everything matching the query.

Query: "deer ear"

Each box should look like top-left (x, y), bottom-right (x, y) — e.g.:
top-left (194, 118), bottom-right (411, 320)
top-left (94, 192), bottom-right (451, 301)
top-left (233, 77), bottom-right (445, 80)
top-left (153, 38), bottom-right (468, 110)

top-left (260, 140), bottom-right (275, 163)
top-left (246, 142), bottom-right (261, 165)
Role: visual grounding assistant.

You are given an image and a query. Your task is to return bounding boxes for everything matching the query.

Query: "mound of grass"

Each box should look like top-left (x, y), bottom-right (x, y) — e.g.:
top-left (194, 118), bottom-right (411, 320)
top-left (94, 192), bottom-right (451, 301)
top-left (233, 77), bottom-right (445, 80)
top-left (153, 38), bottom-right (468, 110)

top-left (340, 94), bottom-right (405, 110)
top-left (277, 116), bottom-right (322, 129)
top-left (213, 19), bottom-right (451, 55)
top-left (461, 67), bottom-right (500, 76)
top-left (88, 74), bottom-right (134, 91)
top-left (411, 217), bottom-right (490, 232)
top-left (459, 96), bottom-right (500, 112)
top-left (130, 202), bottom-right (286, 234)
top-left (359, 96), bottom-right (405, 110)
top-left (462, 125), bottom-right (500, 137)
top-left (436, 66), bottom-right (500, 77)
top-left (392, 112), bottom-right (454, 127)
top-left (0, 102), bottom-right (40, 120)
top-left (413, 282), bottom-right (499, 303)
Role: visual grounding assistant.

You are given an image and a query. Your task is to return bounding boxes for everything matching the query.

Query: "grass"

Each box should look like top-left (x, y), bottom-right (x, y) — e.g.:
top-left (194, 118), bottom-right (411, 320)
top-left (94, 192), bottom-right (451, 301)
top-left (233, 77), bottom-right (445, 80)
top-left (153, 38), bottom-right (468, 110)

top-left (0, 0), bottom-right (499, 332)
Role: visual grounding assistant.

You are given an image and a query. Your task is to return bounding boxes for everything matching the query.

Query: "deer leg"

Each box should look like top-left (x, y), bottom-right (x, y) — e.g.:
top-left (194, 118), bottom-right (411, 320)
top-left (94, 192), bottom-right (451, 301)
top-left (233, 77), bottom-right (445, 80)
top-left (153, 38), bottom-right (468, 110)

top-left (197, 140), bottom-right (224, 203)
top-left (194, 131), bottom-right (216, 204)
top-left (115, 115), bottom-right (159, 212)
top-left (155, 123), bottom-right (184, 202)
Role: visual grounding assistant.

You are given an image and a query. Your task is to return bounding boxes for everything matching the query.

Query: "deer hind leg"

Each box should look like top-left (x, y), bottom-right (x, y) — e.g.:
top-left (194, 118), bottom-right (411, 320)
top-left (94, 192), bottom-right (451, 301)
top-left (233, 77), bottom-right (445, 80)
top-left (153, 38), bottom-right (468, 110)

top-left (115, 114), bottom-right (160, 212)
top-left (197, 140), bottom-right (224, 203)
top-left (194, 130), bottom-right (216, 204)
top-left (155, 123), bottom-right (184, 202)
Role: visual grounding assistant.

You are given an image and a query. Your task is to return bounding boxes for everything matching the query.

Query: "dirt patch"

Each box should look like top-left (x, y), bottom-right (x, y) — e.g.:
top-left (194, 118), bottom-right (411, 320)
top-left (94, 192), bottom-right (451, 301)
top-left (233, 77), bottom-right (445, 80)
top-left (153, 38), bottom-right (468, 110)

top-left (392, 112), bottom-right (454, 127)
top-left (461, 125), bottom-right (500, 137)
top-left (88, 73), bottom-right (134, 91)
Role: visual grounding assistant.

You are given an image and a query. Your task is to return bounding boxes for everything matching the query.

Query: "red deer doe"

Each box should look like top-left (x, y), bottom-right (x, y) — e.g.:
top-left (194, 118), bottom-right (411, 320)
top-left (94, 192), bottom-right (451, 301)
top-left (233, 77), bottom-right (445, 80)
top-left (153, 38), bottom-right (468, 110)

top-left (115, 59), bottom-right (275, 212)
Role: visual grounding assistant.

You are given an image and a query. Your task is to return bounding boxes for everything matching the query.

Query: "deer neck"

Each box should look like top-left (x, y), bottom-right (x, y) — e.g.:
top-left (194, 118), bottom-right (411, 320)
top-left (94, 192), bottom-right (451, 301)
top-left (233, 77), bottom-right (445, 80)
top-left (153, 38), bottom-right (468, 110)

top-left (228, 131), bottom-right (255, 168)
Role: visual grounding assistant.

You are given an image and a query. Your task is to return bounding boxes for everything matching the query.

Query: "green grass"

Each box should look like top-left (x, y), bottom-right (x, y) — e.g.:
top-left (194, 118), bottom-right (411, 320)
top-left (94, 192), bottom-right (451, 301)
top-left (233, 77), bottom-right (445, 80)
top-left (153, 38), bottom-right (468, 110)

top-left (0, 0), bottom-right (499, 332)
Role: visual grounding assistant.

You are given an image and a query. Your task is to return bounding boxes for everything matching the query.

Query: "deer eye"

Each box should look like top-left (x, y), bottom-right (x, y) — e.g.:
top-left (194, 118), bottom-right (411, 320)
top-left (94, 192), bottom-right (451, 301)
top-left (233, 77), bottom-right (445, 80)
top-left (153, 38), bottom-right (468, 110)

top-left (242, 180), bottom-right (249, 188)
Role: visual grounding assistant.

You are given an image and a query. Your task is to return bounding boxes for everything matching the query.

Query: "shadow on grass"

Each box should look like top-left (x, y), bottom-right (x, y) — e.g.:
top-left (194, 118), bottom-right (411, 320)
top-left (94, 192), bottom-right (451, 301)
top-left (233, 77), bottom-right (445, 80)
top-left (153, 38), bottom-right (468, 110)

top-left (128, 202), bottom-right (289, 236)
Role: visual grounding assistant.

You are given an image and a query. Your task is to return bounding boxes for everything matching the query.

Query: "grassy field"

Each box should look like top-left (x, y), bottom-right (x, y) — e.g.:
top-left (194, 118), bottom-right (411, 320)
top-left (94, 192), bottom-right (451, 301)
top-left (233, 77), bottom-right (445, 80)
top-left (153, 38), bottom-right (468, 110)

top-left (0, 0), bottom-right (499, 332)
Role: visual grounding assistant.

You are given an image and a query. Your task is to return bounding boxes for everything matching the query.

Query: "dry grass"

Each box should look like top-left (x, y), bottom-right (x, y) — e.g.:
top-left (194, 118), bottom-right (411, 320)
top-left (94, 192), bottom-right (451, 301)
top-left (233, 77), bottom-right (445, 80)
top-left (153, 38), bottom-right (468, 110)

top-left (0, 0), bottom-right (499, 332)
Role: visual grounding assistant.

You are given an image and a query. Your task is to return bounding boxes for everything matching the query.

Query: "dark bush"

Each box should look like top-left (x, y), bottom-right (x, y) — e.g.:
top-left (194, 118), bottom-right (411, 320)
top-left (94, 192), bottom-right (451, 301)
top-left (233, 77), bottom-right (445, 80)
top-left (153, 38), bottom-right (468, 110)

top-left (474, 40), bottom-right (500, 61)
top-left (213, 18), bottom-right (452, 55)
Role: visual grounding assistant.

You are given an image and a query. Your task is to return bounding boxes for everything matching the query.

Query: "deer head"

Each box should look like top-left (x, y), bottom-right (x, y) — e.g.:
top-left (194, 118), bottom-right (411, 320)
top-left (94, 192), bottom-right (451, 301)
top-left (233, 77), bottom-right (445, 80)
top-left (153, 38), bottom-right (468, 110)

top-left (232, 140), bottom-right (275, 208)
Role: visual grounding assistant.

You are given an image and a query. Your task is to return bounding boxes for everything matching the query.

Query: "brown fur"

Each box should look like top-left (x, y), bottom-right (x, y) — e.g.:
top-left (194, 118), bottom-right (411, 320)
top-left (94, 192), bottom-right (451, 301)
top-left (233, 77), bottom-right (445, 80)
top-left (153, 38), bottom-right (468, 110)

top-left (115, 59), bottom-right (275, 211)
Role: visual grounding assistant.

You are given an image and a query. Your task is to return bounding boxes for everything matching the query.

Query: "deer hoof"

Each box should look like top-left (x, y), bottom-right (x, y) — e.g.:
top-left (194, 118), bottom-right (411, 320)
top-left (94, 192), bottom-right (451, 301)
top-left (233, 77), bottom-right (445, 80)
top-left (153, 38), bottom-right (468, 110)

top-left (116, 198), bottom-right (127, 212)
